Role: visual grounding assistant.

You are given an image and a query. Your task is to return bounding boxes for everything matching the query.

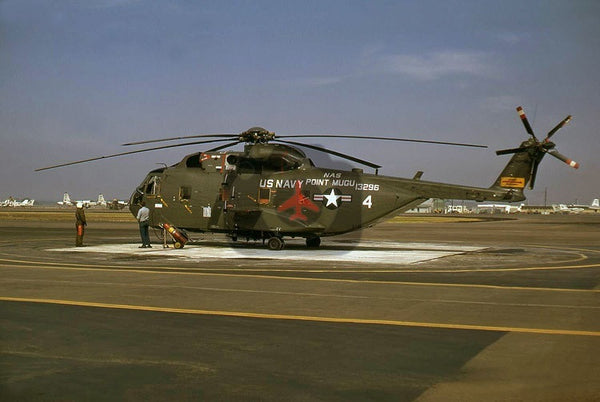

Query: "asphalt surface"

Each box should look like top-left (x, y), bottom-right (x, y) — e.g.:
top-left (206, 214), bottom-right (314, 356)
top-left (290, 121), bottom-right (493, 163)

top-left (1, 213), bottom-right (599, 401)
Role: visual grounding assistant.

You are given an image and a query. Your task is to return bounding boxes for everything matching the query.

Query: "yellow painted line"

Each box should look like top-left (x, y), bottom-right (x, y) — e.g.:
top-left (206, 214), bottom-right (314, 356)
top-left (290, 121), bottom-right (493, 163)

top-left (528, 244), bottom-right (600, 253)
top-left (2, 296), bottom-right (599, 337)
top-left (1, 259), bottom-right (599, 293)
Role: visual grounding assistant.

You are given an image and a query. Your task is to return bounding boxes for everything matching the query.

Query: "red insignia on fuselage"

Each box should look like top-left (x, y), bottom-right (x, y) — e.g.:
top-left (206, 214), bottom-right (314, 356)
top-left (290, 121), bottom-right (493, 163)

top-left (277, 181), bottom-right (319, 221)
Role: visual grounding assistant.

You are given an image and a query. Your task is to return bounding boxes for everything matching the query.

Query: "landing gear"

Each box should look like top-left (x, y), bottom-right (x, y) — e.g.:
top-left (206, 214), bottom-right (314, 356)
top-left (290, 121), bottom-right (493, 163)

top-left (306, 236), bottom-right (321, 248)
top-left (267, 236), bottom-right (285, 251)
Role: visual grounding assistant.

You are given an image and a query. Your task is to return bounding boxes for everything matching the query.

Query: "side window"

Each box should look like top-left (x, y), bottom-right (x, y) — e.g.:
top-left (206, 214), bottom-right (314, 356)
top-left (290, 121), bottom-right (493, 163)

top-left (179, 186), bottom-right (191, 201)
top-left (258, 188), bottom-right (270, 205)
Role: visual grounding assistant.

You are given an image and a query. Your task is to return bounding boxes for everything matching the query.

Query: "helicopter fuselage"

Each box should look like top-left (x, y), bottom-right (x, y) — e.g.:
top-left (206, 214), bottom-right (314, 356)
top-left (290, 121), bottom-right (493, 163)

top-left (129, 143), bottom-right (523, 244)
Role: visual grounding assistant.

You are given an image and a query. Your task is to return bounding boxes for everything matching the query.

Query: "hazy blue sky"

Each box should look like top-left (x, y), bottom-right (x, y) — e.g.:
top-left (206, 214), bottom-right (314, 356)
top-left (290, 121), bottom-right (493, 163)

top-left (1, 1), bottom-right (598, 204)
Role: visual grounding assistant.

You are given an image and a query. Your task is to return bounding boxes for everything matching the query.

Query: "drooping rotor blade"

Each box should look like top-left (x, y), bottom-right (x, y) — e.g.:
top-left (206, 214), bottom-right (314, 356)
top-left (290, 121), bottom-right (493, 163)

top-left (516, 106), bottom-right (536, 138)
top-left (496, 146), bottom-right (530, 156)
top-left (529, 159), bottom-right (540, 189)
top-left (205, 141), bottom-right (243, 152)
top-left (276, 140), bottom-right (382, 169)
top-left (279, 135), bottom-right (487, 149)
top-left (35, 138), bottom-right (235, 171)
top-left (547, 149), bottom-right (580, 169)
top-left (122, 134), bottom-right (237, 146)
top-left (544, 115), bottom-right (572, 141)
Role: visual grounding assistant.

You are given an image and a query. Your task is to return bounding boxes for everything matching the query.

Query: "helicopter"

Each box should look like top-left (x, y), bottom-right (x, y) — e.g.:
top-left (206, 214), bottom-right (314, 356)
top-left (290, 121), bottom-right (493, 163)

top-left (37, 106), bottom-right (578, 250)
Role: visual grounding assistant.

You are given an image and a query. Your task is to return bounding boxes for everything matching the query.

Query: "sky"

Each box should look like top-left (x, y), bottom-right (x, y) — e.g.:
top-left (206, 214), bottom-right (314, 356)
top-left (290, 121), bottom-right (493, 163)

top-left (1, 0), bottom-right (599, 205)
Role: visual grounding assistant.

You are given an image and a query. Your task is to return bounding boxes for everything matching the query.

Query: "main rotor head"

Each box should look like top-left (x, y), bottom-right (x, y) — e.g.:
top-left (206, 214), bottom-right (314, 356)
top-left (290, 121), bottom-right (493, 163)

top-left (239, 127), bottom-right (275, 143)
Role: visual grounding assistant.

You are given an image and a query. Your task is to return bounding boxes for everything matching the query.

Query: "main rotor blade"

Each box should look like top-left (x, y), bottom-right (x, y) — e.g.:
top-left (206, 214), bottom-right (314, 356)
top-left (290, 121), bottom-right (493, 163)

top-left (122, 134), bottom-right (237, 146)
top-left (496, 146), bottom-right (530, 156)
top-left (35, 138), bottom-right (235, 171)
top-left (547, 149), bottom-right (580, 169)
top-left (545, 115), bottom-right (572, 141)
top-left (279, 135), bottom-right (487, 149)
top-left (276, 140), bottom-right (382, 169)
top-left (516, 106), bottom-right (536, 139)
top-left (205, 141), bottom-right (242, 152)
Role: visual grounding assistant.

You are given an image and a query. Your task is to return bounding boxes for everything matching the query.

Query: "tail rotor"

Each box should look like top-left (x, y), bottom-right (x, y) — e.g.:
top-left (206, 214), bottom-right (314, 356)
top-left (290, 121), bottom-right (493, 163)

top-left (496, 106), bottom-right (579, 189)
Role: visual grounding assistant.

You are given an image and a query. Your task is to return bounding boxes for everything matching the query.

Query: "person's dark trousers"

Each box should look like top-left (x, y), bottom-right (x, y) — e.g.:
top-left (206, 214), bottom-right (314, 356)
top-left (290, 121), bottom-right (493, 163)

top-left (139, 221), bottom-right (151, 246)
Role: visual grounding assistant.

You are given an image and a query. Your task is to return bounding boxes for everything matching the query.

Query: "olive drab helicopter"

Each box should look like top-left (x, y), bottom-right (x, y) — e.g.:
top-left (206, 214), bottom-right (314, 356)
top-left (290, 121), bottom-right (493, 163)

top-left (37, 106), bottom-right (578, 250)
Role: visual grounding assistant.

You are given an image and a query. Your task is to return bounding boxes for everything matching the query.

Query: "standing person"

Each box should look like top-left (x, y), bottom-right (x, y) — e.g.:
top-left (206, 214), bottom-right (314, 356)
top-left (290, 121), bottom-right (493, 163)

top-left (136, 201), bottom-right (151, 248)
top-left (75, 202), bottom-right (86, 247)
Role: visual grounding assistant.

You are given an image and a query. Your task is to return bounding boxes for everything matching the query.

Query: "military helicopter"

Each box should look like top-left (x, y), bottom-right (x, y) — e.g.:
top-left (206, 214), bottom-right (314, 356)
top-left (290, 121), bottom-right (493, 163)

top-left (37, 106), bottom-right (578, 250)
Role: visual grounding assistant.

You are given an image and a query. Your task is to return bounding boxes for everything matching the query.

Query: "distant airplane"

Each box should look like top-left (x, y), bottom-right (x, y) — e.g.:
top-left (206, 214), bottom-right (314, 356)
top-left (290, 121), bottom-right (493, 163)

top-left (97, 194), bottom-right (107, 207)
top-left (554, 204), bottom-right (584, 214)
top-left (57, 192), bottom-right (74, 206)
top-left (1, 196), bottom-right (35, 207)
top-left (57, 192), bottom-right (92, 207)
top-left (87, 194), bottom-right (107, 207)
top-left (58, 193), bottom-right (122, 208)
top-left (108, 198), bottom-right (129, 210)
top-left (567, 198), bottom-right (600, 212)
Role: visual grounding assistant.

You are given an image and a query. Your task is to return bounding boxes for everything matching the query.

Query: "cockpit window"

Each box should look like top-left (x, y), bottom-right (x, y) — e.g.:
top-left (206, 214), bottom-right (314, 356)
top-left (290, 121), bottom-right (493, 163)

top-left (145, 176), bottom-right (160, 195)
top-left (236, 155), bottom-right (300, 173)
top-left (185, 153), bottom-right (203, 168)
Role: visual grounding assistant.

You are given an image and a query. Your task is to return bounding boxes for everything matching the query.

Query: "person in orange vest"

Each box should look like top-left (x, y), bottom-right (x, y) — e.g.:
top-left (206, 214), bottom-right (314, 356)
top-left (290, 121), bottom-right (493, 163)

top-left (75, 202), bottom-right (87, 247)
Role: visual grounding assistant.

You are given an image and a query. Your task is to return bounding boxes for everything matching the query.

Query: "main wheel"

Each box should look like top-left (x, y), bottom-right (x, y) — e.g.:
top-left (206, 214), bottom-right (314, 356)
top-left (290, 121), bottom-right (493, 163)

top-left (306, 236), bottom-right (321, 248)
top-left (267, 236), bottom-right (285, 251)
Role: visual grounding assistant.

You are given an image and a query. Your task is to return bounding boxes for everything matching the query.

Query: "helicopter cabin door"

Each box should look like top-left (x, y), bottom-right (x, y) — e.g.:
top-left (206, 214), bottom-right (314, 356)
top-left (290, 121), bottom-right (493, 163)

top-left (220, 154), bottom-right (262, 233)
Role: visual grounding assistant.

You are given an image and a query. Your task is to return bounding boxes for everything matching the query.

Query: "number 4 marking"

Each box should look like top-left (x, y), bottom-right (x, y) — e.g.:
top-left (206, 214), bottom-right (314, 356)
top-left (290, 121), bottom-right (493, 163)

top-left (362, 195), bottom-right (372, 208)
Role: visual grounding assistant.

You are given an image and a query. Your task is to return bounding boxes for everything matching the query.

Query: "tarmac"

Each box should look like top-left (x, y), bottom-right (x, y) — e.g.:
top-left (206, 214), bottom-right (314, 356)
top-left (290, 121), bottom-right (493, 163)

top-left (1, 212), bottom-right (599, 401)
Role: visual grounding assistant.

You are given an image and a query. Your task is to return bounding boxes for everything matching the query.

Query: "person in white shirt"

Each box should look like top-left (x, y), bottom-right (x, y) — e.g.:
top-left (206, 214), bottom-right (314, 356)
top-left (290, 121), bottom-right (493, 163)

top-left (136, 201), bottom-right (151, 248)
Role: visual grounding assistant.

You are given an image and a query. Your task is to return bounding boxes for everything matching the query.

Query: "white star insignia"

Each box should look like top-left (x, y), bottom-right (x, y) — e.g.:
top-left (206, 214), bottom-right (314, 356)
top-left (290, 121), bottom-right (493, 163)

top-left (323, 189), bottom-right (341, 207)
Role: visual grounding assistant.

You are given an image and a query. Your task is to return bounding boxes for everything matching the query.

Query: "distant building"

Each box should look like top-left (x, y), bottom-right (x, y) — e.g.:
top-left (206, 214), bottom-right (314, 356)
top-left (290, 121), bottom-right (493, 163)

top-left (476, 203), bottom-right (523, 214)
top-left (446, 205), bottom-right (471, 214)
top-left (405, 199), bottom-right (433, 214)
top-left (520, 205), bottom-right (555, 214)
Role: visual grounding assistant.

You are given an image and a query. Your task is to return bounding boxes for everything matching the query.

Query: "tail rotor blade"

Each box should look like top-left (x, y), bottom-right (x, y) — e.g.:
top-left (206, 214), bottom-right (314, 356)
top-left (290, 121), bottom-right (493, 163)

top-left (544, 115), bottom-right (572, 141)
top-left (516, 106), bottom-right (536, 139)
top-left (548, 149), bottom-right (579, 169)
top-left (529, 159), bottom-right (540, 189)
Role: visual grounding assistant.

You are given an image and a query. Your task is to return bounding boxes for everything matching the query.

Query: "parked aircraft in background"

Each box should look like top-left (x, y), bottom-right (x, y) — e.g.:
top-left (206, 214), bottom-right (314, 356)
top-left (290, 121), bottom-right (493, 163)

top-left (57, 193), bottom-right (122, 208)
top-left (1, 197), bottom-right (35, 207)
top-left (87, 194), bottom-right (107, 207)
top-left (567, 198), bottom-right (600, 212)
top-left (57, 193), bottom-right (74, 206)
top-left (108, 198), bottom-right (129, 210)
top-left (554, 204), bottom-right (584, 214)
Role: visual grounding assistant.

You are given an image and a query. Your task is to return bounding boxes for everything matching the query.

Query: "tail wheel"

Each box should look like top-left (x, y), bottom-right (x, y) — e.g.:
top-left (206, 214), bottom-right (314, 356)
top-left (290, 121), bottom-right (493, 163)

top-left (267, 236), bottom-right (285, 251)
